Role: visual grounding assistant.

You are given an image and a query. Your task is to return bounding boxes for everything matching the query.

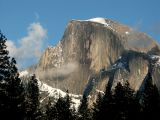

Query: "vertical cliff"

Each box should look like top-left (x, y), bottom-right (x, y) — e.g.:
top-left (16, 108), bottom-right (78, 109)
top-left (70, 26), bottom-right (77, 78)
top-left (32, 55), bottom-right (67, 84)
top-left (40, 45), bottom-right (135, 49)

top-left (33, 18), bottom-right (160, 94)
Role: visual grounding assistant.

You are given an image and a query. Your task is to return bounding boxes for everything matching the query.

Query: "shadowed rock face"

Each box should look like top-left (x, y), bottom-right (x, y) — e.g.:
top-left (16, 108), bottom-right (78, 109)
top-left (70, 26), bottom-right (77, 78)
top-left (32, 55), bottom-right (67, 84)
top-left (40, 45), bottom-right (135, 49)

top-left (32, 18), bottom-right (160, 95)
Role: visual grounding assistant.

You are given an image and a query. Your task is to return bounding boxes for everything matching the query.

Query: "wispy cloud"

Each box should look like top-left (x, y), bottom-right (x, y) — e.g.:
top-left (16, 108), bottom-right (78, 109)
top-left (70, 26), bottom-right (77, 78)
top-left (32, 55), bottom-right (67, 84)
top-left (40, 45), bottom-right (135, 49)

top-left (6, 22), bottom-right (47, 69)
top-left (36, 62), bottom-right (78, 80)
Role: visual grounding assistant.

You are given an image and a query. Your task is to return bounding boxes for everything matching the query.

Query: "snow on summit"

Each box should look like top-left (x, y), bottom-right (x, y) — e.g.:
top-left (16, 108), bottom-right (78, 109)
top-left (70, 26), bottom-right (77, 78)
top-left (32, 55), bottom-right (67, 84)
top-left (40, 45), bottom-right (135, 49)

top-left (75, 17), bottom-right (108, 25)
top-left (87, 17), bottom-right (108, 25)
top-left (86, 17), bottom-right (115, 31)
top-left (73, 17), bottom-right (116, 32)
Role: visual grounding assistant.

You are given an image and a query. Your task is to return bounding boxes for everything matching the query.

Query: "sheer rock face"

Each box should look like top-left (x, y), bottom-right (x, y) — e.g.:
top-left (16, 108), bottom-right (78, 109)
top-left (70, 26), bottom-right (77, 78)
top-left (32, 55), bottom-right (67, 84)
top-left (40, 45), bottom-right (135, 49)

top-left (111, 53), bottom-right (149, 91)
top-left (33, 18), bottom-right (160, 95)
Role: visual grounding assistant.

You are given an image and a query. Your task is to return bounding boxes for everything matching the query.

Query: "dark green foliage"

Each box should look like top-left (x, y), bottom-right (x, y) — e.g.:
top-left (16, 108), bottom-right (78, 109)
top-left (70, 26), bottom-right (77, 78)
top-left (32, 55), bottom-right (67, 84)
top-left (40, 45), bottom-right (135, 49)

top-left (58, 90), bottom-right (75, 120)
top-left (141, 72), bottom-right (160, 120)
top-left (78, 95), bottom-right (92, 120)
top-left (92, 92), bottom-right (103, 120)
top-left (0, 32), bottom-right (25, 120)
top-left (28, 74), bottom-right (39, 108)
top-left (93, 83), bottom-right (114, 120)
top-left (45, 97), bottom-right (55, 120)
top-left (113, 82), bottom-right (139, 120)
top-left (101, 83), bottom-right (113, 120)
top-left (93, 81), bottom-right (140, 120)
top-left (45, 90), bottom-right (76, 120)
top-left (25, 74), bottom-right (41, 119)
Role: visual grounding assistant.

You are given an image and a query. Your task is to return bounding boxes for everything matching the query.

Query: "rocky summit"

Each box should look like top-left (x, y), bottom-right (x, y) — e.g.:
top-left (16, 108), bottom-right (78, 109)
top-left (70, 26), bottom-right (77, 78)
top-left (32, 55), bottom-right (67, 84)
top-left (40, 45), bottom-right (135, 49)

top-left (29, 17), bottom-right (160, 97)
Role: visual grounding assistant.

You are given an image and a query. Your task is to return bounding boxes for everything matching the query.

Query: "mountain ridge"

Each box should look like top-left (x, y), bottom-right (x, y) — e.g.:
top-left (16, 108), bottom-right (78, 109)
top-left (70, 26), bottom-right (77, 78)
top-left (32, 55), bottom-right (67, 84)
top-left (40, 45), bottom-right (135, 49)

top-left (28, 17), bottom-right (160, 97)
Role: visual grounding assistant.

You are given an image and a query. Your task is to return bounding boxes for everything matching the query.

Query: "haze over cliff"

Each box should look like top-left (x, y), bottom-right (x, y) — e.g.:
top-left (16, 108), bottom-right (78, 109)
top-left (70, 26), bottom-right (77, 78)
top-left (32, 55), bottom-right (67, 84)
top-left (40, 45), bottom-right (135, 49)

top-left (29, 17), bottom-right (160, 96)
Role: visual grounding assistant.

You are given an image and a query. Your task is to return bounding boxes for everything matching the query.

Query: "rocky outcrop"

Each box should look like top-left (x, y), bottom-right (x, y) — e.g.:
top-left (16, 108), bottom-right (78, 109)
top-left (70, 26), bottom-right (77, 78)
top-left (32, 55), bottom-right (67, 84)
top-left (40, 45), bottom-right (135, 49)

top-left (32, 18), bottom-right (160, 95)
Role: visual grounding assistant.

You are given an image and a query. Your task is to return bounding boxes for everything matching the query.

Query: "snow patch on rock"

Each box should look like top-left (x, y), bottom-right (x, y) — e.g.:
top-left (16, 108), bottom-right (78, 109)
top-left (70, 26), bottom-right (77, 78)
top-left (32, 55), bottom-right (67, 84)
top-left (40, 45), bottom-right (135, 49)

top-left (112, 61), bottom-right (125, 70)
top-left (19, 70), bottom-right (29, 77)
top-left (125, 31), bottom-right (129, 35)
top-left (95, 89), bottom-right (105, 95)
top-left (47, 41), bottom-right (64, 68)
top-left (150, 55), bottom-right (160, 67)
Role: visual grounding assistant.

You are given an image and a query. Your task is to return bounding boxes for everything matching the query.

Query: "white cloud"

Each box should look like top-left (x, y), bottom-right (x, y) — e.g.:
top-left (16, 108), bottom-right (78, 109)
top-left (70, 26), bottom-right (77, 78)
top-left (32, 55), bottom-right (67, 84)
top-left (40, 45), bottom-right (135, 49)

top-left (6, 40), bottom-right (17, 57)
top-left (6, 22), bottom-right (47, 68)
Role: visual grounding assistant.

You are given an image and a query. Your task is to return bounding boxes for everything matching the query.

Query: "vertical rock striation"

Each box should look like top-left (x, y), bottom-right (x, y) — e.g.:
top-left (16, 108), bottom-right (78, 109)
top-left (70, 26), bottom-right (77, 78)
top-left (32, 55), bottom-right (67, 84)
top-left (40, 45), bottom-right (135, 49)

top-left (32, 18), bottom-right (160, 95)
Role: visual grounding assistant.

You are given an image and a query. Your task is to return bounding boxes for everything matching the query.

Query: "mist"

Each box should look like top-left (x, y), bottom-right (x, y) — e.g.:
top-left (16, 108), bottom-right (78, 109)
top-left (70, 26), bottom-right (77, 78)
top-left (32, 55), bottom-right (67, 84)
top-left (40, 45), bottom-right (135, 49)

top-left (127, 29), bottom-right (153, 50)
top-left (35, 62), bottom-right (78, 81)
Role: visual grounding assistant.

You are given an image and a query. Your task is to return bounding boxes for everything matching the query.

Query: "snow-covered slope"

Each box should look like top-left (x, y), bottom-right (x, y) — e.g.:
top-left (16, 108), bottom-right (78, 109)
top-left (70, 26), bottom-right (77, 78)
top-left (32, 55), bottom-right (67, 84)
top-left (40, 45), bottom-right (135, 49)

top-left (38, 79), bottom-right (82, 109)
top-left (19, 71), bottom-right (82, 109)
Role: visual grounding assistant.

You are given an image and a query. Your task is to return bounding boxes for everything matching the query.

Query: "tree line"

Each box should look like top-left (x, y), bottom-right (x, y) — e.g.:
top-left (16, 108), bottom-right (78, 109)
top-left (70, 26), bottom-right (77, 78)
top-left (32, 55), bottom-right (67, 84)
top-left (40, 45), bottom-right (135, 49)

top-left (1, 32), bottom-right (160, 120)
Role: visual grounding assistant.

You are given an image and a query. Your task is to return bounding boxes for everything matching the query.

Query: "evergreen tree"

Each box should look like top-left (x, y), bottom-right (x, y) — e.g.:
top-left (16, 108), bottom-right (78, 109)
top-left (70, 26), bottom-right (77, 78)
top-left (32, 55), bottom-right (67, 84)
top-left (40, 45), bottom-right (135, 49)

top-left (25, 74), bottom-right (41, 120)
top-left (141, 72), bottom-right (160, 120)
top-left (123, 82), bottom-right (140, 120)
top-left (46, 90), bottom-right (75, 120)
top-left (0, 32), bottom-right (25, 120)
top-left (97, 83), bottom-right (113, 120)
top-left (92, 92), bottom-right (103, 120)
top-left (78, 95), bottom-right (92, 120)
top-left (62, 90), bottom-right (75, 120)
top-left (113, 81), bottom-right (138, 120)
top-left (93, 81), bottom-right (140, 120)
top-left (45, 97), bottom-right (56, 120)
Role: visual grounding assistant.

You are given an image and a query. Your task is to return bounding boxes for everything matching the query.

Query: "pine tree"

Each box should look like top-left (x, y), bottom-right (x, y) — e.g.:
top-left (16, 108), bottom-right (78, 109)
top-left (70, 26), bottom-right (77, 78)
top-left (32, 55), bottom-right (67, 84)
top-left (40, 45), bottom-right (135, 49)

top-left (113, 81), bottom-right (138, 120)
top-left (46, 90), bottom-right (75, 120)
top-left (92, 92), bottom-right (103, 120)
top-left (62, 90), bottom-right (75, 120)
top-left (45, 97), bottom-right (55, 120)
top-left (124, 82), bottom-right (140, 120)
top-left (141, 72), bottom-right (160, 120)
top-left (97, 83), bottom-right (113, 120)
top-left (78, 95), bottom-right (92, 120)
top-left (0, 32), bottom-right (25, 120)
top-left (25, 74), bottom-right (41, 120)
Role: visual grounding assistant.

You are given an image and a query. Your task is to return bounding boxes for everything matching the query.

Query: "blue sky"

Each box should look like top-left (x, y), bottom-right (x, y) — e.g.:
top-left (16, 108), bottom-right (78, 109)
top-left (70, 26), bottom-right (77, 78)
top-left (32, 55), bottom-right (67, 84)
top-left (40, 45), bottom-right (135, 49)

top-left (0, 0), bottom-right (160, 68)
